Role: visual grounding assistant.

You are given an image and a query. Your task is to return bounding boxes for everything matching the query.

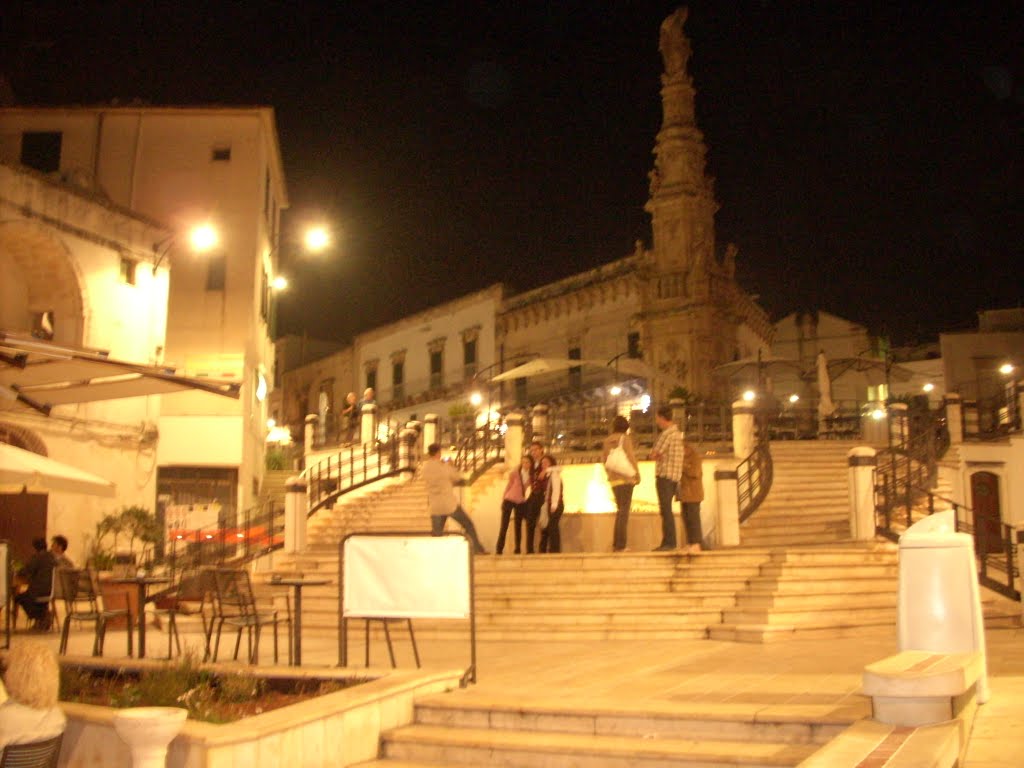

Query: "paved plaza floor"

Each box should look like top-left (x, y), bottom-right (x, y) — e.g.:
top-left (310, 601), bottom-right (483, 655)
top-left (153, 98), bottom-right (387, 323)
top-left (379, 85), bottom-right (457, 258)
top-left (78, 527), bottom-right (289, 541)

top-left (16, 621), bottom-right (1024, 766)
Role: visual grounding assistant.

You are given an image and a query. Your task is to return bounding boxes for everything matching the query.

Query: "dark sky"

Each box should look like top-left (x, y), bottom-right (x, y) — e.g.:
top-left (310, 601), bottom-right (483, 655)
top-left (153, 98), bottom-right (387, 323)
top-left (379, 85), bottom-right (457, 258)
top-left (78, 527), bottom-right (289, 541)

top-left (2, 1), bottom-right (1021, 345)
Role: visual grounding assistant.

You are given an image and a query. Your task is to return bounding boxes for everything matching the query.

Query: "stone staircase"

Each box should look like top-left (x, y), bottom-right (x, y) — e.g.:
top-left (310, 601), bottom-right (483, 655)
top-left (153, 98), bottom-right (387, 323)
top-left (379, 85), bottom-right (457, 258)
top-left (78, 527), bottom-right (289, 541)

top-left (353, 689), bottom-right (862, 767)
top-left (740, 440), bottom-right (860, 547)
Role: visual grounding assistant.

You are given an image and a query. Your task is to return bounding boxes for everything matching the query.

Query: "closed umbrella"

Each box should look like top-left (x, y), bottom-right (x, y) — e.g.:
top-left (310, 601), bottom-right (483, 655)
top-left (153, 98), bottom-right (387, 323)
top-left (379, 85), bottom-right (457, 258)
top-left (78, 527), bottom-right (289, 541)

top-left (0, 442), bottom-right (116, 496)
top-left (816, 351), bottom-right (836, 419)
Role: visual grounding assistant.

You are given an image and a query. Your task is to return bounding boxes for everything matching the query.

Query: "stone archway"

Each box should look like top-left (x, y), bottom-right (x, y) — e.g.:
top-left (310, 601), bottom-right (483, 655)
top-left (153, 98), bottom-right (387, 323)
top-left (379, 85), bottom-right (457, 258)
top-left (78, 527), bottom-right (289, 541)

top-left (0, 219), bottom-right (85, 345)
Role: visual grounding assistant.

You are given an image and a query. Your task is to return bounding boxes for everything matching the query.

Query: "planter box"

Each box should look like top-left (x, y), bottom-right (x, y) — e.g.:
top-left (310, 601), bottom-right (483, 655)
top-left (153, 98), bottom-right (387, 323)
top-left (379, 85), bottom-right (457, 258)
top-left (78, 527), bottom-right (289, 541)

top-left (59, 661), bottom-right (462, 767)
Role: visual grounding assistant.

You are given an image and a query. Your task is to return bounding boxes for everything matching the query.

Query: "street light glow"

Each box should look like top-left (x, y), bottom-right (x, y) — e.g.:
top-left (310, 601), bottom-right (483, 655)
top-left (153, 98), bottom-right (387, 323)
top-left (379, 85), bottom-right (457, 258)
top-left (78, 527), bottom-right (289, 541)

top-left (999, 363), bottom-right (1014, 376)
top-left (469, 391), bottom-right (483, 407)
top-left (271, 275), bottom-right (288, 291)
top-left (788, 393), bottom-right (799, 403)
top-left (742, 389), bottom-right (756, 402)
top-left (922, 382), bottom-right (934, 393)
top-left (189, 223), bottom-right (219, 252)
top-left (304, 226), bottom-right (330, 252)
top-left (609, 385), bottom-right (622, 396)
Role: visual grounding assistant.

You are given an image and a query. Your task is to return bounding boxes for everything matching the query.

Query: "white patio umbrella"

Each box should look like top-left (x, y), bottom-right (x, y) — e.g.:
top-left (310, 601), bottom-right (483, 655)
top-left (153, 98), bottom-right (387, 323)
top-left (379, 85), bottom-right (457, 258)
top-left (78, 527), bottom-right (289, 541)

top-left (816, 351), bottom-right (836, 419)
top-left (489, 357), bottom-right (609, 382)
top-left (712, 353), bottom-right (804, 383)
top-left (0, 442), bottom-right (116, 496)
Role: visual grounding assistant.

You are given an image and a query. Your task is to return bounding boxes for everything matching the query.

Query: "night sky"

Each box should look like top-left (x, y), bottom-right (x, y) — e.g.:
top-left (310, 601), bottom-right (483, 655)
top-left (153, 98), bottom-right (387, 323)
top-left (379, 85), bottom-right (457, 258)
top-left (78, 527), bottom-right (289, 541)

top-left (2, 1), bottom-right (1021, 346)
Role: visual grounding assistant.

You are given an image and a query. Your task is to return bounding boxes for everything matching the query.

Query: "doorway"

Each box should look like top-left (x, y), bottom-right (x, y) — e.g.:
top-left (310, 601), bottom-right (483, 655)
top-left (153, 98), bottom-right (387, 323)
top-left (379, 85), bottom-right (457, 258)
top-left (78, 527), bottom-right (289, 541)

top-left (0, 492), bottom-right (48, 562)
top-left (970, 471), bottom-right (1002, 556)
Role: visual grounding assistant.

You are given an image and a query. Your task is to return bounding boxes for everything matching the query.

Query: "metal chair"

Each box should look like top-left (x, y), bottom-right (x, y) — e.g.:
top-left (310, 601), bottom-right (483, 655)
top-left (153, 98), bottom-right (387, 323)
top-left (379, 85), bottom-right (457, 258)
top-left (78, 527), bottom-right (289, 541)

top-left (57, 568), bottom-right (133, 657)
top-left (0, 732), bottom-right (64, 768)
top-left (210, 568), bottom-right (284, 664)
top-left (152, 567), bottom-right (215, 659)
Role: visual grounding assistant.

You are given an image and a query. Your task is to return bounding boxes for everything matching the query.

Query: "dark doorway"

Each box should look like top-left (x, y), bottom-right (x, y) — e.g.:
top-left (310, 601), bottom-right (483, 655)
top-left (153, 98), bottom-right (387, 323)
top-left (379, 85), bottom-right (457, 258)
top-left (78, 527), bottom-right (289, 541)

top-left (0, 492), bottom-right (48, 562)
top-left (970, 471), bottom-right (1002, 556)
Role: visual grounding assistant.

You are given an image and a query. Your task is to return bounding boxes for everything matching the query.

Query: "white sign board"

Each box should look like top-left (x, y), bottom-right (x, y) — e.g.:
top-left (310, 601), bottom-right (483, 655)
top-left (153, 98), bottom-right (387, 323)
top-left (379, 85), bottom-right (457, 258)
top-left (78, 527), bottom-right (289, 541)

top-left (342, 535), bottom-right (471, 619)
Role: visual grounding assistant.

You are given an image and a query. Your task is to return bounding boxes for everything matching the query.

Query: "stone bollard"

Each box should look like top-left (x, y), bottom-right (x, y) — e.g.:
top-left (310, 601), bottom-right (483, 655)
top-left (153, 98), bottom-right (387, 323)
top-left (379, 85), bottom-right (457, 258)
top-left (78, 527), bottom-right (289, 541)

top-left (423, 413), bottom-right (438, 450)
top-left (731, 400), bottom-right (755, 457)
top-left (284, 476), bottom-right (308, 554)
top-left (360, 402), bottom-right (377, 446)
top-left (714, 469), bottom-right (740, 546)
top-left (399, 427), bottom-right (418, 478)
top-left (847, 447), bottom-right (877, 540)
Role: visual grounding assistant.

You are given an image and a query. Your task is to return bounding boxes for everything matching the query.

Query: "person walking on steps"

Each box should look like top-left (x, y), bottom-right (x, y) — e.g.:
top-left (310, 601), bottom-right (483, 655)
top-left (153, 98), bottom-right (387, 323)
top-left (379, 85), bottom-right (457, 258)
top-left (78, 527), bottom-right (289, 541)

top-left (421, 443), bottom-right (488, 554)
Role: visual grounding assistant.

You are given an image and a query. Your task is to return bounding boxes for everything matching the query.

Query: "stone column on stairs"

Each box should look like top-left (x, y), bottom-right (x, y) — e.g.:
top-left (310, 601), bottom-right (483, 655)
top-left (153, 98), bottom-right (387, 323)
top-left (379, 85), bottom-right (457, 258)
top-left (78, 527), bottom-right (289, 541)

top-left (714, 469), bottom-right (740, 546)
top-left (848, 447), bottom-right (877, 541)
top-left (398, 427), bottom-right (418, 479)
top-left (304, 414), bottom-right (317, 460)
top-left (504, 411), bottom-right (524, 465)
top-left (888, 402), bottom-right (908, 447)
top-left (731, 400), bottom-right (755, 458)
top-left (284, 476), bottom-right (308, 554)
top-left (944, 393), bottom-right (963, 444)
top-left (423, 413), bottom-right (438, 449)
top-left (360, 402), bottom-right (377, 446)
top-left (531, 403), bottom-right (549, 448)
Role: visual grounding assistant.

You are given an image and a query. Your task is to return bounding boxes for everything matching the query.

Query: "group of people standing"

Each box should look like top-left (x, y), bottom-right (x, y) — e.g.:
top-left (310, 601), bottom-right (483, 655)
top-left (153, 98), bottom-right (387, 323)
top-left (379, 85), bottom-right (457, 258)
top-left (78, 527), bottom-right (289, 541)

top-left (425, 405), bottom-right (703, 556)
top-left (495, 440), bottom-right (564, 554)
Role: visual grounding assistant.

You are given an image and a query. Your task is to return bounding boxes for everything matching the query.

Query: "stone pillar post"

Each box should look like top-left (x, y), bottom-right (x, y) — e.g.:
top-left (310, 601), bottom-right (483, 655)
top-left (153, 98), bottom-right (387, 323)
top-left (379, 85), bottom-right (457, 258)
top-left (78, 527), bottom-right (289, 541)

top-left (889, 402), bottom-right (909, 447)
top-left (504, 411), bottom-right (524, 466)
top-left (945, 393), bottom-right (963, 444)
top-left (284, 476), bottom-right (308, 554)
top-left (303, 414), bottom-right (317, 458)
top-left (848, 447), bottom-right (877, 541)
top-left (714, 469), bottom-right (740, 547)
top-left (531, 403), bottom-right (549, 447)
top-left (399, 428), bottom-right (418, 479)
top-left (670, 397), bottom-right (686, 432)
top-left (423, 413), bottom-right (439, 449)
top-left (732, 400), bottom-right (755, 457)
top-left (360, 403), bottom-right (377, 446)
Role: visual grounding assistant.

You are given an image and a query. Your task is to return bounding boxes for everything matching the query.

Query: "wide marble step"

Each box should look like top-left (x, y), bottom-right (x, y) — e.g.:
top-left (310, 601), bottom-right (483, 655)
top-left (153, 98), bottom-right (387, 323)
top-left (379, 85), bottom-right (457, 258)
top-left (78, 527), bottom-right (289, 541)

top-left (380, 723), bottom-right (818, 767)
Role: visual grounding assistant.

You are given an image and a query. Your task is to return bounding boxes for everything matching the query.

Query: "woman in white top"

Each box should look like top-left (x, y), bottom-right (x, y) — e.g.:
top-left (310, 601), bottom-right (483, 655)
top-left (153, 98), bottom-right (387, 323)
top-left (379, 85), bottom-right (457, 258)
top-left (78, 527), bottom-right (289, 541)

top-left (538, 454), bottom-right (564, 553)
top-left (0, 640), bottom-right (66, 752)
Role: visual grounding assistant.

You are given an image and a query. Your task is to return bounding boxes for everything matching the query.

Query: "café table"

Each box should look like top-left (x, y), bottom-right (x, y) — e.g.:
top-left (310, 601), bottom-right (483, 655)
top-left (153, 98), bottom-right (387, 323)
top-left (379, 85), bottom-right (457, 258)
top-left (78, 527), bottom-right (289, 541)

top-left (268, 576), bottom-right (330, 666)
top-left (107, 575), bottom-right (170, 659)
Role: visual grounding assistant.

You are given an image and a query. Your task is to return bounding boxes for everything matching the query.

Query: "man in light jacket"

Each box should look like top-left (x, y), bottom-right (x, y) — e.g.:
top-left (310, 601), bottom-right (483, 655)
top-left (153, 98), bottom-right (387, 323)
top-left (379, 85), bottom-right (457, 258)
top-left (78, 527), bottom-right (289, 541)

top-left (421, 443), bottom-right (488, 554)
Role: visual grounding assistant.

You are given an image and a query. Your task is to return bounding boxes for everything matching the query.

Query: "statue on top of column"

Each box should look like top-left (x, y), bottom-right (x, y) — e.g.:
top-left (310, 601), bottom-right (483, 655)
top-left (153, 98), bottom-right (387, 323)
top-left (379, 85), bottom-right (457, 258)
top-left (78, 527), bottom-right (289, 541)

top-left (658, 7), bottom-right (691, 77)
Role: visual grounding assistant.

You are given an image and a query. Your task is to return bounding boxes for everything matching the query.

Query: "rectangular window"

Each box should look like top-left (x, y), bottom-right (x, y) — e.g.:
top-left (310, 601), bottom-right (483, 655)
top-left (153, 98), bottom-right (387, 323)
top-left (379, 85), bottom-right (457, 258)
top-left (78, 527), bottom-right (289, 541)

top-left (392, 361), bottom-right (404, 401)
top-left (568, 346), bottom-right (582, 390)
top-left (206, 254), bottom-right (226, 291)
top-left (211, 146), bottom-right (231, 162)
top-left (463, 339), bottom-right (477, 379)
top-left (119, 256), bottom-right (137, 285)
top-left (21, 131), bottom-right (62, 173)
top-left (627, 332), bottom-right (641, 359)
top-left (366, 369), bottom-right (377, 393)
top-left (430, 350), bottom-right (443, 389)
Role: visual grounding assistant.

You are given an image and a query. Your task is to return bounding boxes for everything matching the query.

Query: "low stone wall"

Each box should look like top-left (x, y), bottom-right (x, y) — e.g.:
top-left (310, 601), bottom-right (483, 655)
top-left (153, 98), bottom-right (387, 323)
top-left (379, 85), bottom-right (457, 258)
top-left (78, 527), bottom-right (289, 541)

top-left (59, 666), bottom-right (462, 767)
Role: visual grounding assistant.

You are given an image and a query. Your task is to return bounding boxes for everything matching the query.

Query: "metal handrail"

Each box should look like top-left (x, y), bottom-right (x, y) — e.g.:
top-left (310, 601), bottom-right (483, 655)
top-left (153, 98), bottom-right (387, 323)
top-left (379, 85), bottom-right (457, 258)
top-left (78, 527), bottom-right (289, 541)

top-left (737, 436), bottom-right (773, 523)
top-left (304, 438), bottom-right (404, 516)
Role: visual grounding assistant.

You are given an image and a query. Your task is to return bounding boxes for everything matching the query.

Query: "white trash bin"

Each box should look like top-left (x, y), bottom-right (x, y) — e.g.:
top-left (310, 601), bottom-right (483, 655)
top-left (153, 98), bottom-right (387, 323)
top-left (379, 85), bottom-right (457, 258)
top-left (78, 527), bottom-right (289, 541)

top-left (897, 508), bottom-right (989, 702)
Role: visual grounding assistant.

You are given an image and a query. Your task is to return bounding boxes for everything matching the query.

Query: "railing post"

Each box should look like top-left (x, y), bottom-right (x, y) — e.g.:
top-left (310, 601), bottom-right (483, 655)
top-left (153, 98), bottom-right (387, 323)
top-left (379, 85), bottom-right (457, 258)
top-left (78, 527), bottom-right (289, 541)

top-left (944, 393), bottom-right (963, 444)
top-left (888, 402), bottom-right (909, 447)
top-left (284, 476), bottom-right (308, 554)
top-left (531, 403), bottom-right (549, 448)
top-left (504, 411), bottom-right (524, 465)
top-left (715, 469), bottom-right (740, 546)
top-left (731, 399), bottom-right (755, 457)
top-left (423, 413), bottom-right (438, 450)
top-left (848, 447), bottom-right (877, 540)
top-left (360, 402), bottom-right (378, 446)
top-left (398, 428), bottom-right (418, 479)
top-left (304, 413), bottom-right (317, 456)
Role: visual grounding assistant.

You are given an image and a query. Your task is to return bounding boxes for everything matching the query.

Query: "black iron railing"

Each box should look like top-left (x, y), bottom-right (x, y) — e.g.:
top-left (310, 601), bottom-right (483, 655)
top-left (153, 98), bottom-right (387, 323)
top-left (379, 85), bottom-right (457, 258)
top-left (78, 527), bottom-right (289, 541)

top-left (450, 416), bottom-right (504, 480)
top-left (737, 436), bottom-right (773, 523)
top-left (305, 438), bottom-right (405, 515)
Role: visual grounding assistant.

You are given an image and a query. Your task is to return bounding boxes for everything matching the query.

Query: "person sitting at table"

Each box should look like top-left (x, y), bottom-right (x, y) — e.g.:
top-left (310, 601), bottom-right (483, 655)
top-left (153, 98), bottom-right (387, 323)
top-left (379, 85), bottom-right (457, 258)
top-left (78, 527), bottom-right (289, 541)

top-left (0, 640), bottom-right (66, 751)
top-left (14, 539), bottom-right (56, 631)
top-left (50, 535), bottom-right (74, 569)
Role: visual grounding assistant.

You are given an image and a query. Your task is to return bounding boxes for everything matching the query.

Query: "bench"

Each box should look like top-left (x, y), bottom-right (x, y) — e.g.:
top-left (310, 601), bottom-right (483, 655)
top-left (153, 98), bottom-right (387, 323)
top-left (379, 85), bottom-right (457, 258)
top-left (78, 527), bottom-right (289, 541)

top-left (861, 650), bottom-right (983, 727)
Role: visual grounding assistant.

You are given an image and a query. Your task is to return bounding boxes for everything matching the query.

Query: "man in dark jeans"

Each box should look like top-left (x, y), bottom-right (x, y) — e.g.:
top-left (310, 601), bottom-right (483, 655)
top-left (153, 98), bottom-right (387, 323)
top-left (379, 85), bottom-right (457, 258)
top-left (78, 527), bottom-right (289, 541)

top-left (523, 440), bottom-right (546, 554)
top-left (650, 405), bottom-right (685, 551)
top-left (15, 538), bottom-right (57, 630)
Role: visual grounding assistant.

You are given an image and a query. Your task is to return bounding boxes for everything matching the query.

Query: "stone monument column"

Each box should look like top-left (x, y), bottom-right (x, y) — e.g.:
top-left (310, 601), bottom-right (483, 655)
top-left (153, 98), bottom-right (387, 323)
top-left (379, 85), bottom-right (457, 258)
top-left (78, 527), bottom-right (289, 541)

top-left (714, 469), bottom-right (740, 547)
top-left (423, 413), bottom-right (439, 449)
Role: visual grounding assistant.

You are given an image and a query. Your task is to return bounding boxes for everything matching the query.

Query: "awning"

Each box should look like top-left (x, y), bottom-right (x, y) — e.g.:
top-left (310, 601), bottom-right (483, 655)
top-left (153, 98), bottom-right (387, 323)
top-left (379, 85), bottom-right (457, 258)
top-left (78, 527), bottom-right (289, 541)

top-left (0, 441), bottom-right (116, 496)
top-left (0, 332), bottom-right (241, 415)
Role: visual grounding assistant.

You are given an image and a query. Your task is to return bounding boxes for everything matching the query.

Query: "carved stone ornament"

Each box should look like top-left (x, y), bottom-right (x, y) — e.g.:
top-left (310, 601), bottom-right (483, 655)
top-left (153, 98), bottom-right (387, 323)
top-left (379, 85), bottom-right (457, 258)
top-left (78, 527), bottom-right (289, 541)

top-left (659, 7), bottom-right (691, 77)
top-left (427, 336), bottom-right (447, 354)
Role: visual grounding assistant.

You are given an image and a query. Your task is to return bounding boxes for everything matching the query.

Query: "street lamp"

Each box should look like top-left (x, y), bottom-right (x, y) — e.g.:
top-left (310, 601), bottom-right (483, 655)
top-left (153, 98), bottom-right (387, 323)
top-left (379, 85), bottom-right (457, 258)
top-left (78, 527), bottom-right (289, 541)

top-left (151, 222), bottom-right (221, 273)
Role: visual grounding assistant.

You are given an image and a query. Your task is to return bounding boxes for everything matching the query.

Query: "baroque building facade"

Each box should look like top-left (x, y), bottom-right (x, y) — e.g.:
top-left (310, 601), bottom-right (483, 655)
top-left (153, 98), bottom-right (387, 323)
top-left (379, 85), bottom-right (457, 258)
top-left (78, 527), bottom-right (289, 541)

top-left (276, 8), bottom-right (772, 444)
